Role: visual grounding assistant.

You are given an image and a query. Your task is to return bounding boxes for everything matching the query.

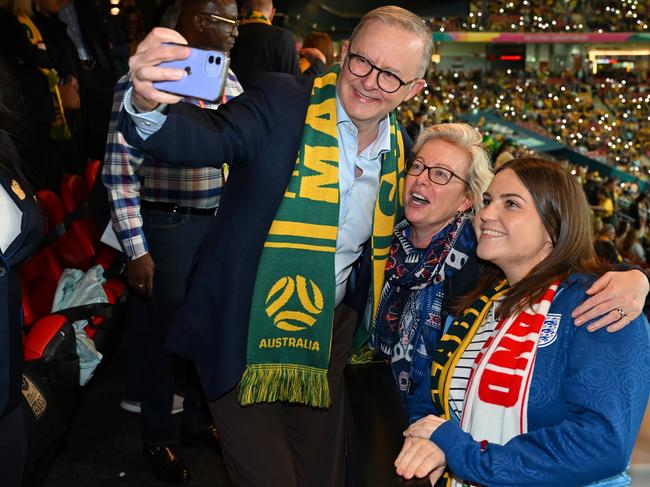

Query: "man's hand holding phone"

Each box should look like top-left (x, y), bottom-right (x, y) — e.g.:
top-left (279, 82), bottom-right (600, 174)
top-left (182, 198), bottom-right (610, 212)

top-left (128, 27), bottom-right (190, 112)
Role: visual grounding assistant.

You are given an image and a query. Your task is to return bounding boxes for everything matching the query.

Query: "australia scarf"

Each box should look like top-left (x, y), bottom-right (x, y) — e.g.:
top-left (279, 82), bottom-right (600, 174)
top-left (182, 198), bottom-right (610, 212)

top-left (238, 65), bottom-right (405, 408)
top-left (429, 281), bottom-right (508, 487)
top-left (372, 213), bottom-right (475, 399)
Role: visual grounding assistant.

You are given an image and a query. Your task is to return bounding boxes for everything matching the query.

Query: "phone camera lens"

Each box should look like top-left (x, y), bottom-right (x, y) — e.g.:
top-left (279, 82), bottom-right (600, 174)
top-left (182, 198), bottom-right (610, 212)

top-left (208, 55), bottom-right (215, 63)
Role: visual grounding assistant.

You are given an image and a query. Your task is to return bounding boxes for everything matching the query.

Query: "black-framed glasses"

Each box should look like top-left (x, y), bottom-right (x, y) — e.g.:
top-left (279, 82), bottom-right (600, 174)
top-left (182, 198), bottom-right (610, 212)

top-left (198, 13), bottom-right (240, 33)
top-left (406, 158), bottom-right (469, 186)
top-left (346, 50), bottom-right (419, 93)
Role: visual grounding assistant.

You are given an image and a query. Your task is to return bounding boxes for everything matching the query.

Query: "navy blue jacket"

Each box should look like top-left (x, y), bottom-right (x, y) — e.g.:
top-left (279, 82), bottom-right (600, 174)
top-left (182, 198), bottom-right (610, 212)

top-left (119, 73), bottom-right (412, 400)
top-left (0, 173), bottom-right (43, 416)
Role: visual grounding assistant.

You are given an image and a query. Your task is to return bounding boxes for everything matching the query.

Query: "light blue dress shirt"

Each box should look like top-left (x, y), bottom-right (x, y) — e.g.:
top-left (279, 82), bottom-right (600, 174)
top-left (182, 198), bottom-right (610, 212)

top-left (124, 88), bottom-right (391, 305)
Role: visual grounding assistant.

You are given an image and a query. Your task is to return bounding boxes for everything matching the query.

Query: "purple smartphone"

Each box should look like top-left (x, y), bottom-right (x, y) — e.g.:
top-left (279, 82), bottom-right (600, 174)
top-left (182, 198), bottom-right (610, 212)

top-left (153, 46), bottom-right (229, 102)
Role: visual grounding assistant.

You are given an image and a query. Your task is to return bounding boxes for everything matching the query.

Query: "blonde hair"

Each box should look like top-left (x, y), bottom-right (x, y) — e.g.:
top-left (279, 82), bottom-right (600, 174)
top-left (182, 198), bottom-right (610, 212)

top-left (11, 0), bottom-right (33, 17)
top-left (349, 6), bottom-right (433, 77)
top-left (412, 123), bottom-right (493, 213)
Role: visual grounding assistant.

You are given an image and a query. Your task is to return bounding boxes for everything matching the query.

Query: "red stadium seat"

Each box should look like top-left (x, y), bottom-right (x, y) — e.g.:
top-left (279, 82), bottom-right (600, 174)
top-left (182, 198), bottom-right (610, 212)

top-left (29, 189), bottom-right (127, 349)
top-left (60, 174), bottom-right (101, 242)
top-left (60, 174), bottom-right (118, 270)
top-left (21, 247), bottom-right (63, 327)
top-left (23, 314), bottom-right (79, 389)
top-left (37, 189), bottom-right (96, 271)
top-left (84, 159), bottom-right (102, 193)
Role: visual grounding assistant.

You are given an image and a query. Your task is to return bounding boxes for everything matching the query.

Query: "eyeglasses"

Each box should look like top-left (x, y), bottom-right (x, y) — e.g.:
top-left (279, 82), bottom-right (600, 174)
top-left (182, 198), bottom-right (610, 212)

top-left (199, 13), bottom-right (240, 34)
top-left (406, 158), bottom-right (469, 186)
top-left (346, 50), bottom-right (419, 93)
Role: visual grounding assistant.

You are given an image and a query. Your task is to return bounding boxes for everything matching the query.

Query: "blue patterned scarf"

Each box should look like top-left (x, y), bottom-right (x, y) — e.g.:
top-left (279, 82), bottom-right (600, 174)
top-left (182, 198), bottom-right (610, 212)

top-left (371, 213), bottom-right (476, 399)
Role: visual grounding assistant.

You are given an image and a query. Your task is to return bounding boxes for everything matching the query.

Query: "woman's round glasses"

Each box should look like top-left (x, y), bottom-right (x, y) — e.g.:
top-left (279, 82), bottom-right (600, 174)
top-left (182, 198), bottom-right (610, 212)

top-left (406, 158), bottom-right (469, 186)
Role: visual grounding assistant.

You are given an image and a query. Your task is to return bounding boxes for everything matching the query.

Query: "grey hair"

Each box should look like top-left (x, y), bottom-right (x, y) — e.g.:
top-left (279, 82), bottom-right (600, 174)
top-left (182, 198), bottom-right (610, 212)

top-left (349, 6), bottom-right (433, 78)
top-left (412, 123), bottom-right (493, 213)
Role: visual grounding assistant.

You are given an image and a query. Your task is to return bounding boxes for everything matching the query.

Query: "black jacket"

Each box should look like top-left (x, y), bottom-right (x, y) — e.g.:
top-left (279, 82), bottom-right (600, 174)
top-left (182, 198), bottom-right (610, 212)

top-left (0, 172), bottom-right (43, 416)
top-left (229, 22), bottom-right (299, 89)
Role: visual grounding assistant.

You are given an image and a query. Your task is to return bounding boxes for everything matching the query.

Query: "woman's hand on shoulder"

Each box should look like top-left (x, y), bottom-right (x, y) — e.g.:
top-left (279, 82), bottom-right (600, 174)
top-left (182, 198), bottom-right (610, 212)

top-left (571, 269), bottom-right (648, 332)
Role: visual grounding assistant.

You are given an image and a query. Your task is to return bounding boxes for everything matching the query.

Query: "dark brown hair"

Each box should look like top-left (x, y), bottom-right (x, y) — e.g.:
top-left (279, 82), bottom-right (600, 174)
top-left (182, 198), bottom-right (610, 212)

top-left (454, 157), bottom-right (604, 319)
top-left (303, 32), bottom-right (334, 67)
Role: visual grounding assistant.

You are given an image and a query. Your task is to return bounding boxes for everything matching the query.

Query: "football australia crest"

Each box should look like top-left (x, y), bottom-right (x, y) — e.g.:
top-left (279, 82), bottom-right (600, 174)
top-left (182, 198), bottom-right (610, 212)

top-left (265, 275), bottom-right (324, 331)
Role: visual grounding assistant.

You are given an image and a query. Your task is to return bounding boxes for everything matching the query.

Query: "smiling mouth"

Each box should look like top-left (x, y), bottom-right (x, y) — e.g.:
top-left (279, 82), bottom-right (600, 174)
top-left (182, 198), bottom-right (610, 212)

top-left (353, 88), bottom-right (378, 103)
top-left (409, 192), bottom-right (430, 205)
top-left (480, 228), bottom-right (507, 238)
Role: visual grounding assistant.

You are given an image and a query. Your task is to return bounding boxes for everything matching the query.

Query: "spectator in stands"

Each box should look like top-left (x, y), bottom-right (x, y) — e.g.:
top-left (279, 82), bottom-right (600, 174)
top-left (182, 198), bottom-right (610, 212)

top-left (229, 0), bottom-right (299, 89)
top-left (405, 110), bottom-right (427, 143)
top-left (0, 0), bottom-right (53, 189)
top-left (102, 0), bottom-right (242, 483)
top-left (32, 0), bottom-right (86, 176)
top-left (298, 31), bottom-right (333, 77)
top-left (621, 228), bottom-right (646, 267)
top-left (494, 143), bottom-right (515, 170)
top-left (595, 223), bottom-right (622, 264)
top-left (0, 60), bottom-right (44, 487)
top-left (603, 177), bottom-right (619, 225)
top-left (615, 220), bottom-right (631, 249)
top-left (7, 0), bottom-right (78, 190)
top-left (593, 187), bottom-right (615, 225)
top-left (398, 158), bottom-right (650, 486)
top-left (627, 192), bottom-right (649, 231)
top-left (58, 0), bottom-right (117, 165)
top-left (121, 5), bottom-right (145, 56)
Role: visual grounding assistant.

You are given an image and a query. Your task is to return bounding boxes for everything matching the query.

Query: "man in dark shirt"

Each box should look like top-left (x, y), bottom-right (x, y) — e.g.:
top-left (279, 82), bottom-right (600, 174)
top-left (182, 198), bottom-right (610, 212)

top-left (229, 0), bottom-right (299, 89)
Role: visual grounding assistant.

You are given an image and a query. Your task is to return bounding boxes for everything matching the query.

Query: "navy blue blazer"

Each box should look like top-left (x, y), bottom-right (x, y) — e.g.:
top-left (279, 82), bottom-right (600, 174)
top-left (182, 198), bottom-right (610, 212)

top-left (120, 73), bottom-right (412, 400)
top-left (0, 173), bottom-right (43, 416)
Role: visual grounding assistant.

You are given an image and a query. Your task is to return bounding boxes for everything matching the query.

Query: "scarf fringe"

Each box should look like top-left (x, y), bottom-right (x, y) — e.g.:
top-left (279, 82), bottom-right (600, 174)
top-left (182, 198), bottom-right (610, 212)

top-left (238, 364), bottom-right (331, 408)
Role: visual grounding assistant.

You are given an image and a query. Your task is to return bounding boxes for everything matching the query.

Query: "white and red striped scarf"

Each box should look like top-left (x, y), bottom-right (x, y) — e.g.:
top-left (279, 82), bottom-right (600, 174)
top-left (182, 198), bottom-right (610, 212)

top-left (456, 281), bottom-right (560, 486)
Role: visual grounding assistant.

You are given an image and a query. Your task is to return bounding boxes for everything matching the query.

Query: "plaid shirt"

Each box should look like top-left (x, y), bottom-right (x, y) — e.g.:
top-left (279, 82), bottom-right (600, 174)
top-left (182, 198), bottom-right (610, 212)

top-left (102, 71), bottom-right (243, 259)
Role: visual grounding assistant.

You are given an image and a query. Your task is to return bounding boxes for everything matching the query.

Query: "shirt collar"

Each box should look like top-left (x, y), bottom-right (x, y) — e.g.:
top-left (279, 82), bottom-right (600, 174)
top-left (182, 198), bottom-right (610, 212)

top-left (335, 92), bottom-right (391, 160)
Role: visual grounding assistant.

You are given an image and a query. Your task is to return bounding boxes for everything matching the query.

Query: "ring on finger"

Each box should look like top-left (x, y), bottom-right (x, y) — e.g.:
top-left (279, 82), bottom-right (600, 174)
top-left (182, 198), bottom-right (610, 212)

top-left (615, 307), bottom-right (626, 318)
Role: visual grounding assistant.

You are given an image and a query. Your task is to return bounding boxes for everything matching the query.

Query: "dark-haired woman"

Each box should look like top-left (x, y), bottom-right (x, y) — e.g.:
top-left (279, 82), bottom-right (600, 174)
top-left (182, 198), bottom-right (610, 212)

top-left (0, 61), bottom-right (44, 486)
top-left (396, 158), bottom-right (650, 487)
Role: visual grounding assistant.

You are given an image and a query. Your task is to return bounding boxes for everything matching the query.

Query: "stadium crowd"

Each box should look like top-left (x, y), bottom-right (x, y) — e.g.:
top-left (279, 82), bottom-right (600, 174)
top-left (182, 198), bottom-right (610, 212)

top-left (430, 0), bottom-right (649, 32)
top-left (402, 68), bottom-right (650, 179)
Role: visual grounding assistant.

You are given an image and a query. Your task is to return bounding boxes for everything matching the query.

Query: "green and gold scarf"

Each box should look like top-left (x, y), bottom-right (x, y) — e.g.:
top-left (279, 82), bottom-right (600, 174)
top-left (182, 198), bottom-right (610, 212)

top-left (239, 65), bottom-right (405, 408)
top-left (429, 279), bottom-right (509, 487)
top-left (239, 10), bottom-right (272, 25)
